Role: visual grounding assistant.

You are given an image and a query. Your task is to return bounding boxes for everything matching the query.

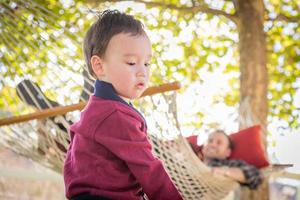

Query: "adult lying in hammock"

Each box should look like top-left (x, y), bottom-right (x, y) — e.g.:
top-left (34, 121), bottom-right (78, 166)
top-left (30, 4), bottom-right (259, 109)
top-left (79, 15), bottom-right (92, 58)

top-left (195, 130), bottom-right (263, 189)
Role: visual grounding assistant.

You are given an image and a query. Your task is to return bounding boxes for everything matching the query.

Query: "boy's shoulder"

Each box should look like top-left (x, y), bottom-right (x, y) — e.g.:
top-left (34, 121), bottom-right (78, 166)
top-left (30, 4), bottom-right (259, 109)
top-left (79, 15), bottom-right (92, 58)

top-left (70, 96), bottom-right (145, 141)
top-left (82, 95), bottom-right (142, 122)
top-left (71, 96), bottom-right (142, 132)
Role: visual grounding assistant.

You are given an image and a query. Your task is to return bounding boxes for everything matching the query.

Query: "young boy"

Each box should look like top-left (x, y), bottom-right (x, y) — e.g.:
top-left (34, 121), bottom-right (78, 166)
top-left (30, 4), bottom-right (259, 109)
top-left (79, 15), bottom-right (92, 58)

top-left (63, 10), bottom-right (183, 200)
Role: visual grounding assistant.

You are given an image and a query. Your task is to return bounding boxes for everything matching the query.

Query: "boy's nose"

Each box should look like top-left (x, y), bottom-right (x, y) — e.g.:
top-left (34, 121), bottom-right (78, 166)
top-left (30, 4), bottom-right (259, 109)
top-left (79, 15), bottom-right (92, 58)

top-left (136, 65), bottom-right (147, 77)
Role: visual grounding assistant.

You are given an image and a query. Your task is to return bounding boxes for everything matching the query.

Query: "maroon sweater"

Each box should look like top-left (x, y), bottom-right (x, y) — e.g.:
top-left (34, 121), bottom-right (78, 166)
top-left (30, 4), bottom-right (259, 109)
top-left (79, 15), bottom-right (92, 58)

top-left (64, 80), bottom-right (182, 200)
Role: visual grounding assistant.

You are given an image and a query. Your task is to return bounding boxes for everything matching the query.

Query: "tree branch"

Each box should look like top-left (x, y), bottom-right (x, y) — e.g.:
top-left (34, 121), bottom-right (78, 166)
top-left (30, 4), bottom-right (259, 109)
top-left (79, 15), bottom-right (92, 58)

top-left (89, 0), bottom-right (238, 23)
top-left (265, 9), bottom-right (300, 24)
top-left (271, 13), bottom-right (300, 23)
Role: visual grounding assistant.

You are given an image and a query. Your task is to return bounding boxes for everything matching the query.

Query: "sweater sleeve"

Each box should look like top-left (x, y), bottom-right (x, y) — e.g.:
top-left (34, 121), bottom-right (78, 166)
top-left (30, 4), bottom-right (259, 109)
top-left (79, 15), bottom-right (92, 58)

top-left (94, 110), bottom-right (183, 200)
top-left (209, 159), bottom-right (263, 189)
top-left (226, 159), bottom-right (263, 189)
top-left (238, 162), bottom-right (263, 189)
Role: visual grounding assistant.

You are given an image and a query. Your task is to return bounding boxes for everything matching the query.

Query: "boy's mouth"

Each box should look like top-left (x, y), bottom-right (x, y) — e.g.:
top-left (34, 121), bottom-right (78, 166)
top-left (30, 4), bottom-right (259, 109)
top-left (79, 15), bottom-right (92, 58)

top-left (136, 82), bottom-right (145, 89)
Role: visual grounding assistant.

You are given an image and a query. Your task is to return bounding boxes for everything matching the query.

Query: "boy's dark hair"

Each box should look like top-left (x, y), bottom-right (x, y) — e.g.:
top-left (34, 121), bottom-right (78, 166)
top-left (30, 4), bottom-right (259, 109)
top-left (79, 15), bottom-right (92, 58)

top-left (212, 129), bottom-right (235, 151)
top-left (83, 9), bottom-right (145, 78)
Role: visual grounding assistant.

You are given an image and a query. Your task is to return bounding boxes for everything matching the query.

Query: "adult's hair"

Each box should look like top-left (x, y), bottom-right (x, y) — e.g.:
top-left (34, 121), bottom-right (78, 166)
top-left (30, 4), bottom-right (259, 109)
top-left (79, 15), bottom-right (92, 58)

top-left (212, 129), bottom-right (235, 151)
top-left (83, 9), bottom-right (145, 78)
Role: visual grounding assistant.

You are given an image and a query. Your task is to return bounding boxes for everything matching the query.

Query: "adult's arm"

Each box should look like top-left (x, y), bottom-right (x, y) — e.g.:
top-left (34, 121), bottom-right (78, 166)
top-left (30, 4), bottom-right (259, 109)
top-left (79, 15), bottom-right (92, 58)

top-left (212, 166), bottom-right (246, 183)
top-left (210, 159), bottom-right (263, 189)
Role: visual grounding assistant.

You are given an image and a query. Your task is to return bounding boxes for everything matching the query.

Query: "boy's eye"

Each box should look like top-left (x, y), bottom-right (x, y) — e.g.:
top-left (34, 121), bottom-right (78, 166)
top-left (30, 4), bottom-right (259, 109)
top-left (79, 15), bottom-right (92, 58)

top-left (127, 62), bottom-right (135, 66)
top-left (144, 63), bottom-right (151, 67)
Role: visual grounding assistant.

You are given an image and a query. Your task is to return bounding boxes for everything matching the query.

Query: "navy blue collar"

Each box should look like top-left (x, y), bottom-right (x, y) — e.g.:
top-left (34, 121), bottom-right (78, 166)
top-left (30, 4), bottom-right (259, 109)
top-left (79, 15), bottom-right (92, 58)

top-left (93, 80), bottom-right (146, 124)
top-left (94, 80), bottom-right (130, 106)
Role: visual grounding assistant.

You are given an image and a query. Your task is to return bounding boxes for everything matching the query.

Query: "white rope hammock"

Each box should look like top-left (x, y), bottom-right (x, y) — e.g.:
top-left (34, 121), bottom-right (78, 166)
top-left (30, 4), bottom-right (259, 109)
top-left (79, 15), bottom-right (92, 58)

top-left (0, 81), bottom-right (239, 200)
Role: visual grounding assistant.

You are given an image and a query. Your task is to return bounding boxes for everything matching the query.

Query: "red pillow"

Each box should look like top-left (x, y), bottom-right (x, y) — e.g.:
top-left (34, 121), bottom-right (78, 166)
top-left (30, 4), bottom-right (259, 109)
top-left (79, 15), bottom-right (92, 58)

top-left (229, 125), bottom-right (269, 168)
top-left (186, 125), bottom-right (269, 168)
top-left (186, 135), bottom-right (202, 154)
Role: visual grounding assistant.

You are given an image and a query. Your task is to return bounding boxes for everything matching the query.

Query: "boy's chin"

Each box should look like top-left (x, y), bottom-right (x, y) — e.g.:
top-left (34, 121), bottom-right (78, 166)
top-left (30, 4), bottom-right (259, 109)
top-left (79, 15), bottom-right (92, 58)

top-left (133, 91), bottom-right (145, 99)
top-left (120, 90), bottom-right (145, 100)
top-left (120, 94), bottom-right (140, 101)
top-left (130, 95), bottom-right (142, 100)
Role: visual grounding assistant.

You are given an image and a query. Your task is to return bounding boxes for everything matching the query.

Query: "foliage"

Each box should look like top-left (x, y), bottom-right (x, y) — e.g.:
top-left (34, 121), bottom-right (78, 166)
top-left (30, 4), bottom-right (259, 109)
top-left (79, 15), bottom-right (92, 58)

top-left (266, 0), bottom-right (300, 129)
top-left (0, 0), bottom-right (299, 130)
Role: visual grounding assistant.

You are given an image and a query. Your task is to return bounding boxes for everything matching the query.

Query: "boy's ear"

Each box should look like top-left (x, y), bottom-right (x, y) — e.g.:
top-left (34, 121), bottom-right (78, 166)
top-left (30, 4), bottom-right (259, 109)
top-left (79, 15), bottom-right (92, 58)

top-left (90, 55), bottom-right (105, 77)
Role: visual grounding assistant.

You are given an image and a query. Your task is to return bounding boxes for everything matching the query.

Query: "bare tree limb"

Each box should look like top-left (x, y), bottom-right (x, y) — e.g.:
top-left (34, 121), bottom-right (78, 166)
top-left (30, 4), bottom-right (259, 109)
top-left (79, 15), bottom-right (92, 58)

top-left (269, 13), bottom-right (300, 23)
top-left (87, 0), bottom-right (238, 23)
top-left (264, 7), bottom-right (300, 24)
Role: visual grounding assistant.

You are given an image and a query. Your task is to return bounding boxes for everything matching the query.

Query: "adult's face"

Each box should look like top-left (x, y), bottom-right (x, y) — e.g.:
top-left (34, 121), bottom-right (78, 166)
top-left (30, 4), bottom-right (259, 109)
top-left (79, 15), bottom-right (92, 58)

top-left (202, 131), bottom-right (231, 160)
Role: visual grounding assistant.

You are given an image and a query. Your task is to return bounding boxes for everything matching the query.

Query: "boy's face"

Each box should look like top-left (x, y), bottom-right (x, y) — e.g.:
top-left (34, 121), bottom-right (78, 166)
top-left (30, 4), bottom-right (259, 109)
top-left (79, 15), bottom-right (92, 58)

top-left (92, 32), bottom-right (152, 100)
top-left (202, 132), bottom-right (231, 160)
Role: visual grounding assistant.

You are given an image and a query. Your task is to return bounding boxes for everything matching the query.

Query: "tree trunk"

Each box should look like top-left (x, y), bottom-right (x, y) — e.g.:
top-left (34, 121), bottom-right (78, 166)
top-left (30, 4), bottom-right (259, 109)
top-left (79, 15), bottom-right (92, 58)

top-left (236, 0), bottom-right (268, 132)
top-left (236, 0), bottom-right (269, 199)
